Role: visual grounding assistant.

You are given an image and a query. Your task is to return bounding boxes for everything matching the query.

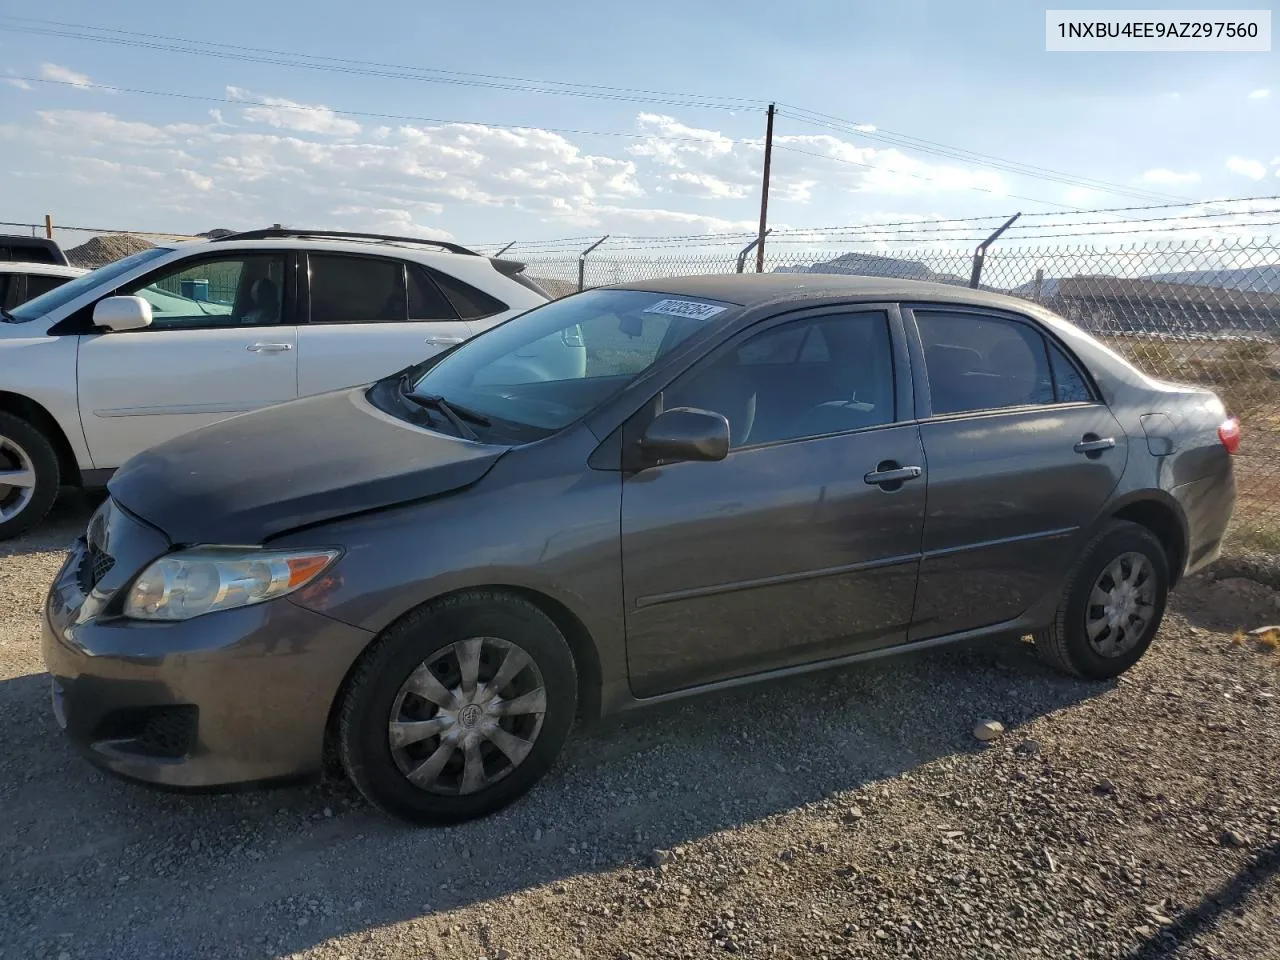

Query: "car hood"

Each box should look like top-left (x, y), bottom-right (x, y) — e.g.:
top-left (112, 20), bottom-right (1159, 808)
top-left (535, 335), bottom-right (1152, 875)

top-left (108, 388), bottom-right (509, 544)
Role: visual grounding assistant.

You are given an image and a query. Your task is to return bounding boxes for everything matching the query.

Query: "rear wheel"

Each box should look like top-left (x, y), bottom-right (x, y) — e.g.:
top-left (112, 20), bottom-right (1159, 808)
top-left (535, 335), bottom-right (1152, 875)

top-left (0, 412), bottom-right (60, 541)
top-left (338, 591), bottom-right (577, 825)
top-left (1036, 520), bottom-right (1169, 680)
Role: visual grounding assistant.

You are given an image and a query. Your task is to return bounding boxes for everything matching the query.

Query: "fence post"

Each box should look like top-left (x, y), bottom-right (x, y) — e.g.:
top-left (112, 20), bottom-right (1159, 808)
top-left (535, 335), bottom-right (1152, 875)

top-left (1032, 268), bottom-right (1044, 302)
top-left (578, 236), bottom-right (608, 292)
top-left (44, 214), bottom-right (53, 240)
top-left (736, 230), bottom-right (771, 273)
top-left (495, 241), bottom-right (516, 257)
top-left (968, 213), bottom-right (1020, 289)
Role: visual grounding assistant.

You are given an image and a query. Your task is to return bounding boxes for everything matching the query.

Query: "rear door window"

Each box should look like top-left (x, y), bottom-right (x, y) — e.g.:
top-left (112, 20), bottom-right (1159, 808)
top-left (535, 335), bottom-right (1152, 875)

top-left (916, 311), bottom-right (1055, 415)
top-left (309, 254), bottom-right (407, 324)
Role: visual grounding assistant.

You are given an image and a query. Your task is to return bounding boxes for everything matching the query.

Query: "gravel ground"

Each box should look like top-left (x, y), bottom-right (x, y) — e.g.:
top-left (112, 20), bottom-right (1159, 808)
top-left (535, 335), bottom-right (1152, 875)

top-left (3, 495), bottom-right (1280, 959)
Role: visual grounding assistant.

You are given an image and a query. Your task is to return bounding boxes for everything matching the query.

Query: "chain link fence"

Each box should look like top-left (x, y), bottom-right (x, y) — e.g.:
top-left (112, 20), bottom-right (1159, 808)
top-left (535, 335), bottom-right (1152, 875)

top-left (6, 218), bottom-right (1275, 555)
top-left (524, 239), bottom-right (1280, 555)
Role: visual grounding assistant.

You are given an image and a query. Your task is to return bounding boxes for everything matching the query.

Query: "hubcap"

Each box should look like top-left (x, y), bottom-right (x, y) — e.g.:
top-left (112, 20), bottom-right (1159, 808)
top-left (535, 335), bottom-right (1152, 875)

top-left (388, 637), bottom-right (547, 796)
top-left (1085, 551), bottom-right (1157, 658)
top-left (0, 436), bottom-right (36, 523)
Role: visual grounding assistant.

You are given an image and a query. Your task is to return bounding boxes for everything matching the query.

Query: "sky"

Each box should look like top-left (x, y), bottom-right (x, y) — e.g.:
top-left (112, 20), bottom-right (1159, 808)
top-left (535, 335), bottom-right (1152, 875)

top-left (0, 1), bottom-right (1277, 256)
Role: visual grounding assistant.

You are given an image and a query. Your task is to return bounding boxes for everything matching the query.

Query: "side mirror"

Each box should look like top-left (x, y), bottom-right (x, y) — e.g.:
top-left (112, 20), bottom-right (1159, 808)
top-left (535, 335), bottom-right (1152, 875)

top-left (640, 407), bottom-right (730, 464)
top-left (93, 296), bottom-right (152, 332)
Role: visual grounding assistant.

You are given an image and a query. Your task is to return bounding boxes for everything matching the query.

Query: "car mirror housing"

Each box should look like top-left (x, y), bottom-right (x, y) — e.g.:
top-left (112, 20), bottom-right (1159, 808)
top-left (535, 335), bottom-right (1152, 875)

top-left (93, 295), bottom-right (153, 332)
top-left (640, 407), bottom-right (730, 464)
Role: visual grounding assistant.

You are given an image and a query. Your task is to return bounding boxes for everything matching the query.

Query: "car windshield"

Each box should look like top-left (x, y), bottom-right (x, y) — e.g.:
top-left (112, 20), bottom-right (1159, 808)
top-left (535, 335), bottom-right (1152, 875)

top-left (4, 247), bottom-right (171, 323)
top-left (409, 288), bottom-right (731, 436)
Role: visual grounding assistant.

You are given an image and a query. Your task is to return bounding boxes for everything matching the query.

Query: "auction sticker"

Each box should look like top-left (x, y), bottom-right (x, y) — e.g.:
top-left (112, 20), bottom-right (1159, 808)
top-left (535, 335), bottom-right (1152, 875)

top-left (643, 299), bottom-right (728, 321)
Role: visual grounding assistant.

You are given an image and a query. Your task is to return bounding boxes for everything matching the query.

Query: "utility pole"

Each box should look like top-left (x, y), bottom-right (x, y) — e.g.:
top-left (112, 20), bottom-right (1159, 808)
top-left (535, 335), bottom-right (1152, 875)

top-left (756, 103), bottom-right (776, 274)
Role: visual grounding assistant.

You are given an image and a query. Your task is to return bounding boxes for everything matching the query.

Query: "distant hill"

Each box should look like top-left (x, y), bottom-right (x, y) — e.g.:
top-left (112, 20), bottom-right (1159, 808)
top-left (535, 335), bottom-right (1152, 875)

top-left (773, 252), bottom-right (975, 287)
top-left (1011, 265), bottom-right (1280, 300)
top-left (1149, 265), bottom-right (1280, 292)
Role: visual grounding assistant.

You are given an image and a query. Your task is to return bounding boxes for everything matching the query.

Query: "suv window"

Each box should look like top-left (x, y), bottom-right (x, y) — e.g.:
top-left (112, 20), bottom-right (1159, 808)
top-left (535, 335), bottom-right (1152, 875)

top-left (25, 274), bottom-right (73, 301)
top-left (122, 254), bottom-right (287, 330)
top-left (310, 254), bottom-right (406, 324)
top-left (407, 266), bottom-right (459, 321)
top-left (917, 311), bottom-right (1056, 415)
top-left (665, 312), bottom-right (895, 449)
top-left (426, 267), bottom-right (508, 320)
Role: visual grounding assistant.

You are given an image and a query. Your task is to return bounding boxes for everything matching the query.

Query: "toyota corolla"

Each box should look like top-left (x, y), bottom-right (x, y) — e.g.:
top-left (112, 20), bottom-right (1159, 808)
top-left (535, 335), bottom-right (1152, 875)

top-left (43, 274), bottom-right (1237, 824)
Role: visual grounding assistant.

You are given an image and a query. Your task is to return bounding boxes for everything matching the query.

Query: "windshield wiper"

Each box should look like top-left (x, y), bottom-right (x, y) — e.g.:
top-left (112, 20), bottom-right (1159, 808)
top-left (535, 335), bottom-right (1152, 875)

top-left (0, 307), bottom-right (15, 323)
top-left (397, 376), bottom-right (490, 441)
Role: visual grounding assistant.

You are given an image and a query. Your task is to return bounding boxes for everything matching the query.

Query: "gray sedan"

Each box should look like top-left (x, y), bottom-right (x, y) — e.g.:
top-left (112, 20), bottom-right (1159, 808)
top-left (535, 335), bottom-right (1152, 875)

top-left (42, 274), bottom-right (1237, 824)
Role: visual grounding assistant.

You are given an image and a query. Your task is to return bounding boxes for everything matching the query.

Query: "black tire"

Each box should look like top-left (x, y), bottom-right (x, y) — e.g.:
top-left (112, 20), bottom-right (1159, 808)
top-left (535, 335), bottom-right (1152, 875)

top-left (0, 412), bottom-right (60, 541)
top-left (1036, 520), bottom-right (1169, 680)
top-left (338, 590), bottom-right (577, 825)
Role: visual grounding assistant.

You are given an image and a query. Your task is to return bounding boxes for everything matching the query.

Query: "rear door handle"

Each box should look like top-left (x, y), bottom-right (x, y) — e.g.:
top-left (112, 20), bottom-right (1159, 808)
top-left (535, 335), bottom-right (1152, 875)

top-left (424, 335), bottom-right (465, 346)
top-left (246, 342), bottom-right (292, 353)
top-left (1074, 436), bottom-right (1116, 454)
top-left (864, 464), bottom-right (922, 486)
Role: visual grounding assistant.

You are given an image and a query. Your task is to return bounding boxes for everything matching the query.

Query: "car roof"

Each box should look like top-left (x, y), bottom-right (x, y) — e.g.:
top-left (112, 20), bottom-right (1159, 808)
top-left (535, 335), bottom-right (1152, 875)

top-left (164, 237), bottom-right (492, 269)
top-left (609, 272), bottom-right (1042, 313)
top-left (0, 262), bottom-right (86, 277)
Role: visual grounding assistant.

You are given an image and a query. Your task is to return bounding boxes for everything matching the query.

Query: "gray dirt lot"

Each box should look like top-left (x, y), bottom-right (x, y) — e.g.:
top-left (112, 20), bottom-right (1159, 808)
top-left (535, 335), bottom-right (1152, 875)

top-left (3, 495), bottom-right (1280, 959)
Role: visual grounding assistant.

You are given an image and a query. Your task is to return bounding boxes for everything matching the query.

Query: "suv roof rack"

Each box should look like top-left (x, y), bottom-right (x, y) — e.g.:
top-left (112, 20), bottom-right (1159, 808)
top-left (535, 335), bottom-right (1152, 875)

top-left (211, 228), bottom-right (480, 257)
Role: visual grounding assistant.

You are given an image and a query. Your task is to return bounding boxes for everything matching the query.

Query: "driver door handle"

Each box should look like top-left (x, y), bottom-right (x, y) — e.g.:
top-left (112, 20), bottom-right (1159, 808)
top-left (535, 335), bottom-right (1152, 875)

top-left (864, 464), bottom-right (922, 486)
top-left (246, 342), bottom-right (292, 353)
top-left (425, 335), bottom-right (465, 346)
top-left (1074, 436), bottom-right (1116, 454)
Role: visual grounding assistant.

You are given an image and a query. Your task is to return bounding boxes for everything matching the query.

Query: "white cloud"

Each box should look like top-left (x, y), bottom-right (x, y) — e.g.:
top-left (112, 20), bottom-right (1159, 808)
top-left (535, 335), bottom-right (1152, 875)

top-left (1249, 88), bottom-right (1270, 100)
top-left (39, 63), bottom-right (94, 89)
top-left (228, 86), bottom-right (362, 137)
top-left (4, 77), bottom-right (32, 91)
top-left (36, 110), bottom-right (172, 145)
top-left (328, 206), bottom-right (452, 239)
top-left (1226, 155), bottom-right (1267, 180)
top-left (1139, 168), bottom-right (1201, 185)
top-left (0, 91), bottom-right (1038, 241)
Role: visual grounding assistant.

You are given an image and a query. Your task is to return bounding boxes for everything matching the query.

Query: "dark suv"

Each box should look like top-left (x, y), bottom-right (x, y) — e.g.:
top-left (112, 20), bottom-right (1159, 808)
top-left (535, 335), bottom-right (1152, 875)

top-left (43, 274), bottom-right (1237, 824)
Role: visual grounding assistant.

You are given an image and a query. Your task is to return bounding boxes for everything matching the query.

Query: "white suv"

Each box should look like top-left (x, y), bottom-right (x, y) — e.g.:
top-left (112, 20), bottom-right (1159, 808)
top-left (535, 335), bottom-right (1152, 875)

top-left (0, 228), bottom-right (555, 538)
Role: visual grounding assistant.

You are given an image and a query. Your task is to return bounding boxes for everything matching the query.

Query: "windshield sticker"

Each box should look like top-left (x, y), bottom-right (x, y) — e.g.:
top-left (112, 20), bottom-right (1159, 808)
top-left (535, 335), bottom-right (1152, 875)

top-left (642, 299), bottom-right (728, 321)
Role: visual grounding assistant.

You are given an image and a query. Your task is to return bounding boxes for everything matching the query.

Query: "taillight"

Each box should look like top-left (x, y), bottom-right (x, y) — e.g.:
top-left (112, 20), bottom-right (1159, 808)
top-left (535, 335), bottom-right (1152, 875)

top-left (1218, 417), bottom-right (1241, 455)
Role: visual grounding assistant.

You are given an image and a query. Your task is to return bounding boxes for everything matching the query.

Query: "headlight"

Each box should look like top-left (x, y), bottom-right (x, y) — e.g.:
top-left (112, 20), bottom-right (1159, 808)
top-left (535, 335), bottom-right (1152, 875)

top-left (124, 547), bottom-right (341, 621)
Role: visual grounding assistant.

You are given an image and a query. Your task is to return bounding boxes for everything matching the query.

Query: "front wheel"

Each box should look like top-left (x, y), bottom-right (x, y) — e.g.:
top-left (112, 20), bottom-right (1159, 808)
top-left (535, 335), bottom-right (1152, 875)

top-left (1036, 520), bottom-right (1170, 680)
top-left (338, 591), bottom-right (577, 825)
top-left (0, 412), bottom-right (60, 541)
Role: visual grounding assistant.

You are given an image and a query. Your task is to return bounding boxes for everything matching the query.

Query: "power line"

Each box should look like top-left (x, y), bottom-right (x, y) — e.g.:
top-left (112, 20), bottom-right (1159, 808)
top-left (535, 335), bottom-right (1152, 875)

top-left (0, 17), bottom-right (759, 112)
top-left (775, 104), bottom-right (1192, 206)
top-left (2, 15), bottom-right (766, 107)
top-left (6, 75), bottom-right (744, 145)
top-left (477, 198), bottom-right (1280, 251)
top-left (772, 143), bottom-right (1087, 211)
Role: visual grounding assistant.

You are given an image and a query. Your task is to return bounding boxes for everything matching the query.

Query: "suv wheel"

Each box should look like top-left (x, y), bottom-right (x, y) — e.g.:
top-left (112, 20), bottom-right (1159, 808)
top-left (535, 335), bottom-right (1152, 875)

top-left (338, 591), bottom-right (577, 825)
top-left (0, 412), bottom-right (60, 541)
top-left (1036, 520), bottom-right (1170, 680)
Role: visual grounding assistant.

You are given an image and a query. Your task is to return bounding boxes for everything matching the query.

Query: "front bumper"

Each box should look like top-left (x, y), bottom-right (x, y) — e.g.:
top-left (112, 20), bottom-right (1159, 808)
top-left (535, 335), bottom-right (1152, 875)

top-left (42, 524), bottom-right (373, 790)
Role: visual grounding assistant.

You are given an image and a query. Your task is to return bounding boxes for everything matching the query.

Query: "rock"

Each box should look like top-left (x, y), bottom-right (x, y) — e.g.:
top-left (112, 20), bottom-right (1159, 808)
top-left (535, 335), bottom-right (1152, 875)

top-left (1220, 829), bottom-right (1249, 848)
top-left (1014, 740), bottom-right (1041, 755)
top-left (650, 849), bottom-right (671, 867)
top-left (973, 721), bottom-right (1005, 742)
top-left (843, 805), bottom-right (866, 823)
top-left (1094, 779), bottom-right (1116, 796)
